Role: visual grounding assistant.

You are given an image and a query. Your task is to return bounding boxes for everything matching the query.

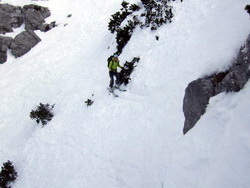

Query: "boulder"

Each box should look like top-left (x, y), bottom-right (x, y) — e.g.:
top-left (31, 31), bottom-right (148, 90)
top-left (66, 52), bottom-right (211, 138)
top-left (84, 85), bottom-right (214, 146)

top-left (183, 78), bottom-right (214, 134)
top-left (183, 34), bottom-right (250, 134)
top-left (0, 4), bottom-right (56, 63)
top-left (10, 30), bottom-right (41, 58)
top-left (23, 4), bottom-right (51, 31)
top-left (0, 36), bottom-right (13, 63)
top-left (0, 4), bottom-right (23, 34)
top-left (214, 38), bottom-right (250, 94)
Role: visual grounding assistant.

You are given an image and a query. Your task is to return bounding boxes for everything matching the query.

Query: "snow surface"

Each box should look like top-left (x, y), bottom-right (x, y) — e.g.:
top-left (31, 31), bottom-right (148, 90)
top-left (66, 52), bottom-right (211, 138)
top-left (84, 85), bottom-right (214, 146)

top-left (0, 0), bottom-right (250, 187)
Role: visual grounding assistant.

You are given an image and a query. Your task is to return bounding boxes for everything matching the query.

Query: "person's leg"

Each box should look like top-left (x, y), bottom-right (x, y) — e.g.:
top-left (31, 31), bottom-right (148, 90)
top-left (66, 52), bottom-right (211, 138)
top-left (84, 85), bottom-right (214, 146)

top-left (114, 72), bottom-right (120, 87)
top-left (109, 71), bottom-right (114, 88)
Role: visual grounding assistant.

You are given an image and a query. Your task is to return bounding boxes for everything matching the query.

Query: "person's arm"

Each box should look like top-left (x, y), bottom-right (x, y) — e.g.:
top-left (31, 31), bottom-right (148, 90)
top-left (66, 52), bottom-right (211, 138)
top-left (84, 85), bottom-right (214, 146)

top-left (118, 61), bottom-right (123, 69)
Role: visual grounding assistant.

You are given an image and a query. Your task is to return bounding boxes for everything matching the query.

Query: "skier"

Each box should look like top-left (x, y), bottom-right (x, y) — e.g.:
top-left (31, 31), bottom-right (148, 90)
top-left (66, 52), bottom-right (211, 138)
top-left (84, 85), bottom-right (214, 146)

top-left (108, 54), bottom-right (123, 90)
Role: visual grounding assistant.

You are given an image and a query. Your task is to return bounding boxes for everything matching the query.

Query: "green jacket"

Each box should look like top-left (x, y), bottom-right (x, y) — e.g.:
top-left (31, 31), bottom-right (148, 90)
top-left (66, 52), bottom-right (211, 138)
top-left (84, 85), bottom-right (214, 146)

top-left (108, 58), bottom-right (123, 71)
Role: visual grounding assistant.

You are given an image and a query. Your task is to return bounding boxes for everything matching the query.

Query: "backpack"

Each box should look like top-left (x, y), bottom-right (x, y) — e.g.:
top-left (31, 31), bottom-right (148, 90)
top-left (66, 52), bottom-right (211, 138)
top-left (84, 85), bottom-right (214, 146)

top-left (107, 55), bottom-right (114, 68)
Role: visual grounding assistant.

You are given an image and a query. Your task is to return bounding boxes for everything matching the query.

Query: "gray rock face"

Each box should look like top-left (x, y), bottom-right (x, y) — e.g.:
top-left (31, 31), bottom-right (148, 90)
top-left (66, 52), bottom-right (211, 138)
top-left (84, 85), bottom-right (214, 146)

top-left (183, 78), bottom-right (214, 134)
top-left (214, 40), bottom-right (250, 94)
top-left (0, 4), bottom-right (23, 34)
top-left (0, 3), bottom-right (56, 63)
top-left (0, 36), bottom-right (13, 63)
top-left (183, 34), bottom-right (250, 134)
top-left (10, 30), bottom-right (41, 58)
top-left (23, 4), bottom-right (51, 31)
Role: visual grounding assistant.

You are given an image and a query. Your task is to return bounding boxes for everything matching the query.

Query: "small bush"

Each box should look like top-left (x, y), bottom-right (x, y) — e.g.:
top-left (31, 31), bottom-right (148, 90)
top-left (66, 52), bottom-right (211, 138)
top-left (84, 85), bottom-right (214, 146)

top-left (119, 57), bottom-right (140, 85)
top-left (129, 4), bottom-right (140, 12)
top-left (116, 16), bottom-right (142, 54)
top-left (0, 161), bottom-right (18, 188)
top-left (141, 0), bottom-right (174, 30)
top-left (108, 0), bottom-right (176, 53)
top-left (116, 23), bottom-right (134, 54)
top-left (108, 11), bottom-right (131, 34)
top-left (85, 99), bottom-right (94, 107)
top-left (30, 103), bottom-right (55, 126)
top-left (121, 1), bottom-right (129, 9)
top-left (85, 94), bottom-right (94, 107)
top-left (245, 5), bottom-right (250, 15)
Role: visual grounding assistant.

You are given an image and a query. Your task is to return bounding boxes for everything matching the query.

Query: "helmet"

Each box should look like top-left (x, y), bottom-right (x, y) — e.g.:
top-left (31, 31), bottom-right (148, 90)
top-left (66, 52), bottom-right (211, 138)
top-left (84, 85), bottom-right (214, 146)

top-left (113, 54), bottom-right (119, 58)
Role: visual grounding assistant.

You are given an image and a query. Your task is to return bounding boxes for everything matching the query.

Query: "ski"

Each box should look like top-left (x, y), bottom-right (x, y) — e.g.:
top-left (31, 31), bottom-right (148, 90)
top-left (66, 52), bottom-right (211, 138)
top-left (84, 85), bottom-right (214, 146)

top-left (107, 87), bottom-right (118, 97)
top-left (117, 88), bottom-right (126, 92)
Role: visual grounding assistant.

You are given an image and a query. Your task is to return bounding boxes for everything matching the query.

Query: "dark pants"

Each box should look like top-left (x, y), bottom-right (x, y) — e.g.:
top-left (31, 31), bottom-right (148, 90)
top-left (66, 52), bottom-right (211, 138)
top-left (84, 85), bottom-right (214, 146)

top-left (109, 71), bottom-right (120, 88)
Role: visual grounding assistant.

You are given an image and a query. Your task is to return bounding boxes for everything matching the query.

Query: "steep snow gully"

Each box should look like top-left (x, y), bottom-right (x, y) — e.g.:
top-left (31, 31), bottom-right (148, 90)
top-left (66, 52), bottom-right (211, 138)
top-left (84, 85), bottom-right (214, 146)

top-left (0, 0), bottom-right (250, 187)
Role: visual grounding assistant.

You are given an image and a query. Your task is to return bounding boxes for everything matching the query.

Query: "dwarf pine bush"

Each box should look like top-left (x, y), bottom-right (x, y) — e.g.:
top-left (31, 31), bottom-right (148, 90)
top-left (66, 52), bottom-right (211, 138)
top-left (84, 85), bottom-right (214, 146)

top-left (108, 1), bottom-right (140, 34)
top-left (85, 99), bottom-right (94, 107)
top-left (30, 103), bottom-right (55, 126)
top-left (246, 5), bottom-right (250, 15)
top-left (119, 57), bottom-right (140, 85)
top-left (141, 0), bottom-right (173, 30)
top-left (108, 0), bottom-right (178, 54)
top-left (0, 161), bottom-right (18, 188)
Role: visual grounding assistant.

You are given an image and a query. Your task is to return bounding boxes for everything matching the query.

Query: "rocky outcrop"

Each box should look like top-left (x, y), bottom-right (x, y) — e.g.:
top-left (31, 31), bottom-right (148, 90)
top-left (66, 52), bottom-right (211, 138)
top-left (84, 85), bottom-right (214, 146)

top-left (0, 4), bottom-right (23, 35)
top-left (183, 78), bottom-right (214, 134)
top-left (0, 3), bottom-right (57, 64)
top-left (10, 30), bottom-right (41, 58)
top-left (0, 36), bottom-right (13, 63)
top-left (183, 34), bottom-right (250, 134)
top-left (23, 4), bottom-right (51, 31)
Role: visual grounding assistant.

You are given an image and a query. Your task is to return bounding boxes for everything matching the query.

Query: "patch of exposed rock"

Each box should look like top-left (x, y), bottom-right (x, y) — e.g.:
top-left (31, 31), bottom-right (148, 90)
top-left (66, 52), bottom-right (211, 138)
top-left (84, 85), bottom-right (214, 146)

top-left (0, 3), bottom-right (57, 64)
top-left (0, 36), bottom-right (13, 63)
top-left (23, 4), bottom-right (52, 31)
top-left (10, 30), bottom-right (41, 58)
top-left (0, 4), bottom-right (23, 35)
top-left (183, 34), bottom-right (250, 134)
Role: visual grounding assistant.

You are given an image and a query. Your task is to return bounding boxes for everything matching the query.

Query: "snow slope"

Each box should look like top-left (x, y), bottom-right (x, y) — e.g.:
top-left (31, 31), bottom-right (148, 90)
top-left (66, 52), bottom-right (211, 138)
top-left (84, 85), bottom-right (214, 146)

top-left (0, 0), bottom-right (250, 187)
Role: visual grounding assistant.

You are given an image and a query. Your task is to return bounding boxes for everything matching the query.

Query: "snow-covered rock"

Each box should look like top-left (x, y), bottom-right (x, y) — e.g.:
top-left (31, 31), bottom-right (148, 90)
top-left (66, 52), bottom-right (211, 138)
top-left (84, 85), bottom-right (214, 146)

top-left (23, 4), bottom-right (51, 31)
top-left (10, 30), bottom-right (41, 58)
top-left (183, 78), bottom-right (214, 134)
top-left (0, 3), bottom-right (56, 63)
top-left (0, 4), bottom-right (23, 35)
top-left (183, 34), bottom-right (250, 134)
top-left (0, 36), bottom-right (12, 63)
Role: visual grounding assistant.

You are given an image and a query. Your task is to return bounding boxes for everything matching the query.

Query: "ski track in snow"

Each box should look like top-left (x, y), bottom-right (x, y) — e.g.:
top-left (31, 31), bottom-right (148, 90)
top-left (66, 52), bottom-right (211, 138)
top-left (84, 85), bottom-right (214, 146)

top-left (0, 0), bottom-right (250, 187)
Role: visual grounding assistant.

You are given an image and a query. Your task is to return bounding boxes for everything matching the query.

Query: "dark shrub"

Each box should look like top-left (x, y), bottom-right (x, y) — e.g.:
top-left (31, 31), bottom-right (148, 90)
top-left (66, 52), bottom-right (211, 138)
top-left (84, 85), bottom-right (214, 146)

top-left (116, 24), bottom-right (134, 54)
top-left (109, 0), bottom-right (176, 53)
top-left (30, 103), bottom-right (55, 126)
top-left (0, 161), bottom-right (18, 188)
top-left (245, 5), bottom-right (250, 15)
top-left (141, 0), bottom-right (174, 30)
top-left (129, 4), bottom-right (140, 12)
top-left (85, 99), bottom-right (94, 107)
top-left (116, 16), bottom-right (142, 54)
top-left (108, 11), bottom-right (131, 34)
top-left (119, 57), bottom-right (140, 85)
top-left (121, 1), bottom-right (129, 9)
